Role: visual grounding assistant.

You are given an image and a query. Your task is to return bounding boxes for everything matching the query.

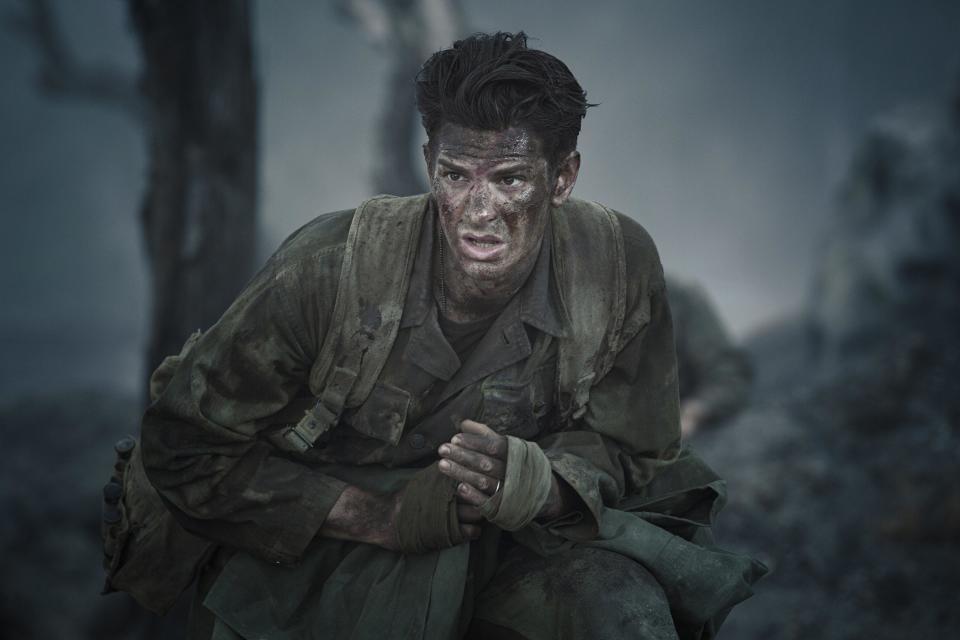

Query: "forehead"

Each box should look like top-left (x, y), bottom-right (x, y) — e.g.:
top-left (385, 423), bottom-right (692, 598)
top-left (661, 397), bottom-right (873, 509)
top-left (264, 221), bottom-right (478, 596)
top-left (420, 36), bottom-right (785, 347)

top-left (433, 123), bottom-right (547, 163)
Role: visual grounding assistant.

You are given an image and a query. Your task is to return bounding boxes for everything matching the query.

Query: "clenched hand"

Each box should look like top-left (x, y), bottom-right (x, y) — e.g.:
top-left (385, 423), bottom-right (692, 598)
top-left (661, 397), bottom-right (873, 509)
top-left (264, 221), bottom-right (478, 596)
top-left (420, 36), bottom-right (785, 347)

top-left (437, 419), bottom-right (507, 507)
top-left (439, 419), bottom-right (581, 524)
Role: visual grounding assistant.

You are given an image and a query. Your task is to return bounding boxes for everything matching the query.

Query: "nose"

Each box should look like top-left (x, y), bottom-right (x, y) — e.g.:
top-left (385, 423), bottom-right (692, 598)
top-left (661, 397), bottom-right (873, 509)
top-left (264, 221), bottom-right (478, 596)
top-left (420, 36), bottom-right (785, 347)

top-left (465, 184), bottom-right (497, 225)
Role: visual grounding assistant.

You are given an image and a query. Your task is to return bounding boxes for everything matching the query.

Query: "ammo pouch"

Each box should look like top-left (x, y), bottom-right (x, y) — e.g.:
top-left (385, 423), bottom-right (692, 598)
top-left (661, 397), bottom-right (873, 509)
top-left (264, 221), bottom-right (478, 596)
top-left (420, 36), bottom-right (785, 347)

top-left (101, 331), bottom-right (215, 615)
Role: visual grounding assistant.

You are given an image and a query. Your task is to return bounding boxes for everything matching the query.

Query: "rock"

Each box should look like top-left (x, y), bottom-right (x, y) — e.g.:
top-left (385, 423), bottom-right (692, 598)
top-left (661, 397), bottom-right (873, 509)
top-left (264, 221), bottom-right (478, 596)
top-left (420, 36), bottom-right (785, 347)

top-left (691, 78), bottom-right (960, 639)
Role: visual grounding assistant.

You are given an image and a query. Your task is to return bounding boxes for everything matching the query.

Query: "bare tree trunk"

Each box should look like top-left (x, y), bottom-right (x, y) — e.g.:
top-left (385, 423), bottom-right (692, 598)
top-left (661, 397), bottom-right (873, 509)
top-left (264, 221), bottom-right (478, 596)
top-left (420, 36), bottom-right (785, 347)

top-left (374, 41), bottom-right (426, 196)
top-left (9, 0), bottom-right (260, 392)
top-left (129, 0), bottom-right (259, 382)
top-left (8, 3), bottom-right (255, 635)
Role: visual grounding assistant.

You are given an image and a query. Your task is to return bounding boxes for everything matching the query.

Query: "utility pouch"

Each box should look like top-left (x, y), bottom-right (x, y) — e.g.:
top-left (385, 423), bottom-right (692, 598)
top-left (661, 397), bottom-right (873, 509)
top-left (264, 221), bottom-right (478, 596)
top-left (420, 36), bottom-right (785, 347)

top-left (101, 436), bottom-right (214, 615)
top-left (100, 331), bottom-right (215, 615)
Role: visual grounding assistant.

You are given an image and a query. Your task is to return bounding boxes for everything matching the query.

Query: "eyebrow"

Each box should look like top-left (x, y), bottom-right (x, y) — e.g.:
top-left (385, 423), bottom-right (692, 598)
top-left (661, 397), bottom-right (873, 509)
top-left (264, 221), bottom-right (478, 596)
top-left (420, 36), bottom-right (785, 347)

top-left (489, 161), bottom-right (533, 174)
top-left (437, 157), bottom-right (534, 174)
top-left (436, 157), bottom-right (471, 172)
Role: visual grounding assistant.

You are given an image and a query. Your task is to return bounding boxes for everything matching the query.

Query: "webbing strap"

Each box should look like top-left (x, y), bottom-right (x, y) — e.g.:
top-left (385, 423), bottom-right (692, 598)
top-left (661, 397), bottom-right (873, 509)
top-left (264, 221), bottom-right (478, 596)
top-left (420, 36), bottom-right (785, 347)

top-left (284, 194), bottom-right (428, 451)
top-left (551, 200), bottom-right (626, 425)
top-left (284, 365), bottom-right (358, 452)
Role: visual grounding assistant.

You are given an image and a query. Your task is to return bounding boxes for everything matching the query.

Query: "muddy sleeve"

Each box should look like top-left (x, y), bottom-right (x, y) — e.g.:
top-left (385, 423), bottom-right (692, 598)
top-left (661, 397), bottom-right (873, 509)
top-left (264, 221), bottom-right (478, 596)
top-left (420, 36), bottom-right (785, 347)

top-left (141, 215), bottom-right (351, 565)
top-left (536, 217), bottom-right (683, 540)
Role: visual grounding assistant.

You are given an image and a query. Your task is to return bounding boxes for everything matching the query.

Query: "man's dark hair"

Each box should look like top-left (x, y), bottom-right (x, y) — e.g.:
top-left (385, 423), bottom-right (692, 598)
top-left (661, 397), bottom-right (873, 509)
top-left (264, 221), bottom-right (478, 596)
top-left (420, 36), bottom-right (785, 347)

top-left (415, 31), bottom-right (592, 166)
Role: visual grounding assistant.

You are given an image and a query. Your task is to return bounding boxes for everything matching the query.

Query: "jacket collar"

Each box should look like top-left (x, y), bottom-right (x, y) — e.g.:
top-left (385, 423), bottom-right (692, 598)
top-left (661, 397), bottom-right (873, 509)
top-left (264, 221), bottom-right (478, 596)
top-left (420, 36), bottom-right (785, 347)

top-left (400, 198), bottom-right (566, 339)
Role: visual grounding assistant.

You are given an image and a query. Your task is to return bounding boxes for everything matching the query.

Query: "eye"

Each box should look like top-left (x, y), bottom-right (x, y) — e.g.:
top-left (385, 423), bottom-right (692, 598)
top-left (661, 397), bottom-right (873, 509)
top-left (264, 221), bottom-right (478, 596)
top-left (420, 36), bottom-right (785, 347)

top-left (500, 176), bottom-right (524, 187)
top-left (443, 171), bottom-right (464, 182)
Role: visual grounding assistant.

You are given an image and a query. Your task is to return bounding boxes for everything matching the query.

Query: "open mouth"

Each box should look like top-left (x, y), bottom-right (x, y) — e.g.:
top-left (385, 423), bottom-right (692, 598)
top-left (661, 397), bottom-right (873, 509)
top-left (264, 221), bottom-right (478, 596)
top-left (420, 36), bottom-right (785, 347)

top-left (466, 236), bottom-right (501, 248)
top-left (460, 233), bottom-right (506, 260)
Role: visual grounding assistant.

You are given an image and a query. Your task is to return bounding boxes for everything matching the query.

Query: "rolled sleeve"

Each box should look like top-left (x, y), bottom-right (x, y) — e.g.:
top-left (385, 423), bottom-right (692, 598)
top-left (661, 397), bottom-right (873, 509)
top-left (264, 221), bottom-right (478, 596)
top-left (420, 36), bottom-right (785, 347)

top-left (141, 213), bottom-right (351, 564)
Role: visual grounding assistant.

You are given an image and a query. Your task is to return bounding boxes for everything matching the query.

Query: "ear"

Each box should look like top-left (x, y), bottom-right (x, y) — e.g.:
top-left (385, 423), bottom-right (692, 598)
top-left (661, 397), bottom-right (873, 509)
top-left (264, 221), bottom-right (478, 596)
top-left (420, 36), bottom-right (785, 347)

top-left (551, 151), bottom-right (581, 207)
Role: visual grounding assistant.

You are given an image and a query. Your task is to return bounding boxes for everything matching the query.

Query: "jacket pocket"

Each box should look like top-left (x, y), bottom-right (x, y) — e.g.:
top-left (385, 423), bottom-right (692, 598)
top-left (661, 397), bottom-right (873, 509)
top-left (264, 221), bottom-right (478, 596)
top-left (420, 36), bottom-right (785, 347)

top-left (347, 380), bottom-right (411, 446)
top-left (479, 378), bottom-right (538, 439)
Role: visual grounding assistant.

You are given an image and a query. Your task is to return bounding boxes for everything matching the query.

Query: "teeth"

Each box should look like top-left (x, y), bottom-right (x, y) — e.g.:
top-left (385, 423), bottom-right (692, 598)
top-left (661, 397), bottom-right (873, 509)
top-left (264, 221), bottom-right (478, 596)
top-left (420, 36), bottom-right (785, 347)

top-left (468, 238), bottom-right (499, 248)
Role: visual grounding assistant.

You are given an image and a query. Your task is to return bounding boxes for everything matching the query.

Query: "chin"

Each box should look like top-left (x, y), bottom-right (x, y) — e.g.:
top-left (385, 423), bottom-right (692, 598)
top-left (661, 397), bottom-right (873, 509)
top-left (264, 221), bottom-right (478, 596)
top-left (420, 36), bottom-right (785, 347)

top-left (461, 259), bottom-right (510, 281)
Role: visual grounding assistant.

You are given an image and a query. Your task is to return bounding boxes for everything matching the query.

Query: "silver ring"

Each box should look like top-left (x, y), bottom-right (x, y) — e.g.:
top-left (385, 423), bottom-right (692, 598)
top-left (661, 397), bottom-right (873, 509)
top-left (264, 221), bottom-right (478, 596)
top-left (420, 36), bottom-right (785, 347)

top-left (493, 480), bottom-right (502, 495)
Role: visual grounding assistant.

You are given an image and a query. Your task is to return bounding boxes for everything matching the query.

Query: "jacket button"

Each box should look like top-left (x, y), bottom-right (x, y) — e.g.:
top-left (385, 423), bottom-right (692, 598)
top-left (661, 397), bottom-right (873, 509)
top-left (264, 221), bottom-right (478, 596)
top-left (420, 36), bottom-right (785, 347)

top-left (409, 433), bottom-right (426, 449)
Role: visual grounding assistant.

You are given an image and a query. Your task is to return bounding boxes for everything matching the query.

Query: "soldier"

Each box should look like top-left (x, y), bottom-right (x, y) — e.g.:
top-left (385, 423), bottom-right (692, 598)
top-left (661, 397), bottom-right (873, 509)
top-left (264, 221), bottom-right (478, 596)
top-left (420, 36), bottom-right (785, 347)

top-left (666, 275), bottom-right (753, 437)
top-left (136, 32), bottom-right (764, 639)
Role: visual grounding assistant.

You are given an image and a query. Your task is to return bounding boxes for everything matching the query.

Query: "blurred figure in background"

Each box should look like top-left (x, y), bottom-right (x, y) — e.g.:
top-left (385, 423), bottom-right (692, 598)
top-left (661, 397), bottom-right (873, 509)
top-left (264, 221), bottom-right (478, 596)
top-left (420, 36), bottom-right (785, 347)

top-left (666, 274), bottom-right (753, 437)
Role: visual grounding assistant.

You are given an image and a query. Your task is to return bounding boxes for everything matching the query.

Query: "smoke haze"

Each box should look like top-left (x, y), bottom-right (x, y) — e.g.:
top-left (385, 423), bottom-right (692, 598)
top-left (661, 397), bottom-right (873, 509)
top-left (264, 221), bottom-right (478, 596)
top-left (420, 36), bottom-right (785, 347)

top-left (1, 0), bottom-right (958, 398)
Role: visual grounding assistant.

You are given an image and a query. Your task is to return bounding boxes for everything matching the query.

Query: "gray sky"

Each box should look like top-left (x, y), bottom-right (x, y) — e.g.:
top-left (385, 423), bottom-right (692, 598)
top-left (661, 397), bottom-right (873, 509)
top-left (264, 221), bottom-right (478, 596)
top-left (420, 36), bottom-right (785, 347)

top-left (1, 0), bottom-right (958, 398)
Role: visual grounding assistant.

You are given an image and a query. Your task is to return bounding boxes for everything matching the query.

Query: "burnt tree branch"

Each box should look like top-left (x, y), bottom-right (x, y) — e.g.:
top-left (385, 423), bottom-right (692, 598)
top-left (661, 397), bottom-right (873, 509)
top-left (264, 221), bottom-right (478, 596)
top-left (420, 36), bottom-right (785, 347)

top-left (5, 0), bottom-right (144, 121)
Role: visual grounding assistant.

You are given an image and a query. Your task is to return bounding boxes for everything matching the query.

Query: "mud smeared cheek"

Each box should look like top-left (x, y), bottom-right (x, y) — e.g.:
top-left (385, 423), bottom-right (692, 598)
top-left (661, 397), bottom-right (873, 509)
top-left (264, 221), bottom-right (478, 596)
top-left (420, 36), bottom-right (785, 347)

top-left (499, 185), bottom-right (545, 237)
top-left (432, 183), bottom-right (461, 231)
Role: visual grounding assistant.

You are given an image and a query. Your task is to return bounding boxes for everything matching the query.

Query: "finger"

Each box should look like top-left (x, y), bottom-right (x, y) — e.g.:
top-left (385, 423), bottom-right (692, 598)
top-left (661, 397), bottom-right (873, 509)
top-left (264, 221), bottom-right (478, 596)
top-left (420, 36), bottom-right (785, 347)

top-left (438, 443), bottom-right (505, 479)
top-left (460, 524), bottom-right (481, 540)
top-left (450, 433), bottom-right (508, 459)
top-left (461, 419), bottom-right (496, 437)
top-left (456, 481), bottom-right (489, 507)
top-left (438, 459), bottom-right (499, 495)
top-left (457, 504), bottom-right (483, 523)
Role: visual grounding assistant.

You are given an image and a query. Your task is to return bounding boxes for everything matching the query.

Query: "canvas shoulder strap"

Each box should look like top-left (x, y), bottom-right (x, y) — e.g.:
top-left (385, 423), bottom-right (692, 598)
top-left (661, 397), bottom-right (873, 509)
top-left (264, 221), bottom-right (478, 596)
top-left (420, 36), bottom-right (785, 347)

top-left (284, 193), bottom-right (429, 452)
top-left (551, 198), bottom-right (627, 424)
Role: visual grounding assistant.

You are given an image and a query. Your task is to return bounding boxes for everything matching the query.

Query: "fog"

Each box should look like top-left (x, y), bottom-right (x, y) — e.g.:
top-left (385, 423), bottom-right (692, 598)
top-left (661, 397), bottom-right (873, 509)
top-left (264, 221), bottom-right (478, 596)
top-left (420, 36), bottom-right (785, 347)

top-left (2, 0), bottom-right (958, 399)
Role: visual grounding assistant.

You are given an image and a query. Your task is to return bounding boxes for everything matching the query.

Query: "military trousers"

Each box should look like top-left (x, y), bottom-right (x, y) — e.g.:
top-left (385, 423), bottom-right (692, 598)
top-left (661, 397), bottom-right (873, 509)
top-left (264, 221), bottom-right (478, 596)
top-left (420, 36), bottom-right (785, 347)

top-left (194, 532), bottom-right (678, 640)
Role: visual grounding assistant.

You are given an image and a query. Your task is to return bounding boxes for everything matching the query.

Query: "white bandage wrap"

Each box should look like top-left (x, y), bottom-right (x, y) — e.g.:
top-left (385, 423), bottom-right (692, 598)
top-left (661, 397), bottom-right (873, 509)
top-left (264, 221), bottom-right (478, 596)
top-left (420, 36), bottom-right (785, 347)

top-left (478, 436), bottom-right (553, 531)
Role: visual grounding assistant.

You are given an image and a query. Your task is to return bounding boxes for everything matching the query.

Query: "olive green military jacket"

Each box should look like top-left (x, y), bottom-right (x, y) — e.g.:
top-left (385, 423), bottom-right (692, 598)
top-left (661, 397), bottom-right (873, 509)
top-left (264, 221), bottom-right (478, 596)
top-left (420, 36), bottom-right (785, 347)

top-left (142, 195), bottom-right (680, 560)
top-left (141, 195), bottom-right (762, 638)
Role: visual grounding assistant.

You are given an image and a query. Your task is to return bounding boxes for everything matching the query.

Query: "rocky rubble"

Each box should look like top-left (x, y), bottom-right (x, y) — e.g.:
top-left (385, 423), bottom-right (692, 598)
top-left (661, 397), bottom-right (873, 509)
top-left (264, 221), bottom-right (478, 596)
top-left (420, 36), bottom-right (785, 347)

top-left (694, 79), bottom-right (960, 638)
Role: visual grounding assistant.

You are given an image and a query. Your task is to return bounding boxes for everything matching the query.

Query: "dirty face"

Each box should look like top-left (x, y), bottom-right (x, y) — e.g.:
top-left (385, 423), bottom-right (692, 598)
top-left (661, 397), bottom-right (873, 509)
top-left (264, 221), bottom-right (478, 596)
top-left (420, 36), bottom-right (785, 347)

top-left (425, 123), bottom-right (579, 298)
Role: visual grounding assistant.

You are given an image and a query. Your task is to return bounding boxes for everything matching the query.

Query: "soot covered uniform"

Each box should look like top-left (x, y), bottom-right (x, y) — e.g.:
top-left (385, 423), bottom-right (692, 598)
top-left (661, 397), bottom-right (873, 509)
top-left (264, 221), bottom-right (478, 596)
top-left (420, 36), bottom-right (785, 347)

top-left (141, 195), bottom-right (763, 640)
